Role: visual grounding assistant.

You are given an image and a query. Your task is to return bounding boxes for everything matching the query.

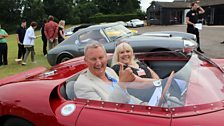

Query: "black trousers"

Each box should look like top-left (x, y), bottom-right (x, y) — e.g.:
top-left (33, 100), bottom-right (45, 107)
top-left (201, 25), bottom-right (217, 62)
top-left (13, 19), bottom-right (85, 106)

top-left (187, 28), bottom-right (202, 51)
top-left (17, 44), bottom-right (26, 59)
top-left (42, 37), bottom-right (47, 55)
top-left (0, 43), bottom-right (8, 65)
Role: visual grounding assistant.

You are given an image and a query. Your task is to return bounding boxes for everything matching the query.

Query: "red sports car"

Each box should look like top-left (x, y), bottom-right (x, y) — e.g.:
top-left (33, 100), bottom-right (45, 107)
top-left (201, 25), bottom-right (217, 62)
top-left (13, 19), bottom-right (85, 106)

top-left (1, 51), bottom-right (224, 126)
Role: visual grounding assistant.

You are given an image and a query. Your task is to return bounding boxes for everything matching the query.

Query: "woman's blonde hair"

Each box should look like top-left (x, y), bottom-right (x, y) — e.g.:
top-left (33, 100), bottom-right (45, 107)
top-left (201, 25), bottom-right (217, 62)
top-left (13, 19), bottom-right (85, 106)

top-left (58, 20), bottom-right (65, 28)
top-left (111, 42), bottom-right (137, 66)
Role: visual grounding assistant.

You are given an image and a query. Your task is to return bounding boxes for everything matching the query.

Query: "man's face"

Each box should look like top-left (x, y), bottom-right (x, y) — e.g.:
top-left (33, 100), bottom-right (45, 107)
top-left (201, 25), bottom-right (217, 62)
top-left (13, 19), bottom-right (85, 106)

top-left (192, 3), bottom-right (198, 10)
top-left (84, 46), bottom-right (107, 77)
top-left (22, 22), bottom-right (26, 28)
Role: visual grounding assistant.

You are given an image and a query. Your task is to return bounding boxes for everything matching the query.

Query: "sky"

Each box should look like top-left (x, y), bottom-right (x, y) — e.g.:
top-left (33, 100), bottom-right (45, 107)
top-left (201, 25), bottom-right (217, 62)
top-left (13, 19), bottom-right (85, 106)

top-left (140, 0), bottom-right (174, 12)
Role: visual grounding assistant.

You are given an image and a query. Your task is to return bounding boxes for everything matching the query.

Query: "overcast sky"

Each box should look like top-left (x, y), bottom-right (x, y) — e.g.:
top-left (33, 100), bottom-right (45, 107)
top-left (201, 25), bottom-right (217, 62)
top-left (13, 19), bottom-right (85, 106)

top-left (140, 0), bottom-right (174, 12)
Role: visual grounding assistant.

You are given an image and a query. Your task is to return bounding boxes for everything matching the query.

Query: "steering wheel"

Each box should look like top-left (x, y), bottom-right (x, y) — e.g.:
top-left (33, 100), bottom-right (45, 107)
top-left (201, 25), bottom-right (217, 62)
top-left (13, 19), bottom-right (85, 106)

top-left (158, 71), bottom-right (175, 107)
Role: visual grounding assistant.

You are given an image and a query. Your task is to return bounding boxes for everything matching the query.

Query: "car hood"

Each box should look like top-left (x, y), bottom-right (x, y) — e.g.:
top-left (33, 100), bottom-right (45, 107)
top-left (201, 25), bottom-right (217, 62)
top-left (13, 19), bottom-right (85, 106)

top-left (0, 67), bottom-right (47, 85)
top-left (0, 79), bottom-right (65, 117)
top-left (122, 34), bottom-right (184, 42)
top-left (142, 31), bottom-right (196, 41)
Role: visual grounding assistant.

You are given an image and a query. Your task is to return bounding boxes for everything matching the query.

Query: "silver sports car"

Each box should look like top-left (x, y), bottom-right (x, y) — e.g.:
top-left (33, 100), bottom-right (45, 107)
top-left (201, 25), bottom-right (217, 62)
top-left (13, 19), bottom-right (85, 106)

top-left (47, 23), bottom-right (197, 66)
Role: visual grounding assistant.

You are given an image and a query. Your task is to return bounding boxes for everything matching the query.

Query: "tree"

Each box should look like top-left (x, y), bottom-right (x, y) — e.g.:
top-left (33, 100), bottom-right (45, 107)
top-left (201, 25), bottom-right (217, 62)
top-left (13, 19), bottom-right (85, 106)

top-left (22, 0), bottom-right (45, 23)
top-left (77, 2), bottom-right (99, 23)
top-left (43, 0), bottom-right (74, 22)
top-left (0, 0), bottom-right (22, 24)
top-left (92, 0), bottom-right (140, 14)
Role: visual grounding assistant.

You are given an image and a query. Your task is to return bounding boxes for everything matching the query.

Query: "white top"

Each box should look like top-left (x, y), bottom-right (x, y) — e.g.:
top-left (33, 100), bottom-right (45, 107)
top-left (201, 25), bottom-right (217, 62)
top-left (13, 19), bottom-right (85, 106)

top-left (23, 26), bottom-right (36, 46)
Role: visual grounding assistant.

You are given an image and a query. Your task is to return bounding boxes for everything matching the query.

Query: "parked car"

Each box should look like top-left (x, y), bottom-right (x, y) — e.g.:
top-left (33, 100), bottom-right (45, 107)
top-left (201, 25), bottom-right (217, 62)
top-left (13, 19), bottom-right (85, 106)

top-left (126, 19), bottom-right (144, 27)
top-left (65, 22), bottom-right (138, 38)
top-left (47, 23), bottom-right (197, 66)
top-left (64, 24), bottom-right (93, 38)
top-left (1, 50), bottom-right (224, 126)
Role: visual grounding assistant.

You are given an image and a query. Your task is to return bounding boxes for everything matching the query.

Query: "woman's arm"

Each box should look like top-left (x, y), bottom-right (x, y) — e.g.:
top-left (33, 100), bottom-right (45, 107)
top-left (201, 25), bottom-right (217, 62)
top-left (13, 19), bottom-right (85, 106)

top-left (147, 67), bottom-right (160, 79)
top-left (59, 29), bottom-right (65, 39)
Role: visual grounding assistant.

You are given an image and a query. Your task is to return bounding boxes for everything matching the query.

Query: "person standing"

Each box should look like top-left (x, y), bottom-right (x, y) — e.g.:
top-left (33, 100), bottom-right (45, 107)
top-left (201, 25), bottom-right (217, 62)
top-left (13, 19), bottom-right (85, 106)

top-left (58, 20), bottom-right (65, 44)
top-left (186, 2), bottom-right (205, 53)
top-left (22, 22), bottom-right (38, 65)
top-left (0, 24), bottom-right (9, 66)
top-left (44, 15), bottom-right (58, 50)
top-left (15, 19), bottom-right (27, 62)
top-left (41, 19), bottom-right (48, 56)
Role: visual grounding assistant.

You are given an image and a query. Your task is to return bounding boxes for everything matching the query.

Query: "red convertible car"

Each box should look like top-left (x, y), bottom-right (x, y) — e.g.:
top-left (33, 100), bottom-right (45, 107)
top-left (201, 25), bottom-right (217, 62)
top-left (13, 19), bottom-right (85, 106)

top-left (1, 50), bottom-right (224, 126)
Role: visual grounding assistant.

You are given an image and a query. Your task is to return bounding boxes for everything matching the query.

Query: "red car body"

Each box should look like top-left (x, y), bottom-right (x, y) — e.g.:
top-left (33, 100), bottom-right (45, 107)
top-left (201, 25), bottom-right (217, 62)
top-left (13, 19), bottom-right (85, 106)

top-left (0, 51), bottom-right (224, 126)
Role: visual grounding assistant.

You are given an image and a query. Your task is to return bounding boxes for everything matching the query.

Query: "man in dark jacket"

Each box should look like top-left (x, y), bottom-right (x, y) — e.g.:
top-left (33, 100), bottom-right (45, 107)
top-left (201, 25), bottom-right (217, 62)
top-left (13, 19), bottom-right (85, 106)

top-left (16, 19), bottom-right (26, 62)
top-left (186, 2), bottom-right (205, 53)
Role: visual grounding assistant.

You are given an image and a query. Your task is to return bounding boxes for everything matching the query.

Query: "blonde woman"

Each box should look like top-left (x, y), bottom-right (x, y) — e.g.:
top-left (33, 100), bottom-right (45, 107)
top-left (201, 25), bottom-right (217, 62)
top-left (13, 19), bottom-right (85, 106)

top-left (58, 20), bottom-right (65, 43)
top-left (111, 42), bottom-right (160, 83)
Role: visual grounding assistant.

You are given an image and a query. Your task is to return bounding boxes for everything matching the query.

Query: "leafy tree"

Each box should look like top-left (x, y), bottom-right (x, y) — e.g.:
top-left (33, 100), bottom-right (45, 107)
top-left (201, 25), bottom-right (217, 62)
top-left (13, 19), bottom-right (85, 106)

top-left (43, 0), bottom-right (74, 22)
top-left (22, 0), bottom-right (45, 23)
top-left (0, 0), bottom-right (22, 24)
top-left (77, 2), bottom-right (99, 23)
top-left (92, 0), bottom-right (140, 14)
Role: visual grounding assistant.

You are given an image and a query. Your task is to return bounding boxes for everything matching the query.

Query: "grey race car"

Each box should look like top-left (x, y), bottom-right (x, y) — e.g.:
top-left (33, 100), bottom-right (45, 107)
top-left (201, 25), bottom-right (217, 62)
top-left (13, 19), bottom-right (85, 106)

top-left (47, 23), bottom-right (197, 66)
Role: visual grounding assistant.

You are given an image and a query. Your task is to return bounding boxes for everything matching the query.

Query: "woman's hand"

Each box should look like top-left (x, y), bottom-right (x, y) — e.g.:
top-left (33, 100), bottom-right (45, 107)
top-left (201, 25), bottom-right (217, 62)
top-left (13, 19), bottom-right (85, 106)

top-left (147, 67), bottom-right (160, 79)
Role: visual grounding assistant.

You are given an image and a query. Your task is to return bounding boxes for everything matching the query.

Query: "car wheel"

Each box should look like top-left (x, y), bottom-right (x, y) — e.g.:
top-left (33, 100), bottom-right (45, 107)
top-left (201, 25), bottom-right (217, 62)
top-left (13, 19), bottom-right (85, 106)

top-left (57, 54), bottom-right (73, 64)
top-left (3, 117), bottom-right (34, 126)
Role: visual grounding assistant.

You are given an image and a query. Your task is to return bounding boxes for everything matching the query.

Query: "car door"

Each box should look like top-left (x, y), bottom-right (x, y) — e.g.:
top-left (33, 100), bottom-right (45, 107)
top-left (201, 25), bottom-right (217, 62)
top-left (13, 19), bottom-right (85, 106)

top-left (76, 100), bottom-right (172, 126)
top-left (54, 100), bottom-right (86, 126)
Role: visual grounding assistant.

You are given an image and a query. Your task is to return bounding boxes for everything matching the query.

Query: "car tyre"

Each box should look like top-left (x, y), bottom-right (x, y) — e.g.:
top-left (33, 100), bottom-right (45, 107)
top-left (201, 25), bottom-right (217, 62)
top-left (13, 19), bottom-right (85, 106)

top-left (3, 117), bottom-right (34, 126)
top-left (57, 54), bottom-right (73, 64)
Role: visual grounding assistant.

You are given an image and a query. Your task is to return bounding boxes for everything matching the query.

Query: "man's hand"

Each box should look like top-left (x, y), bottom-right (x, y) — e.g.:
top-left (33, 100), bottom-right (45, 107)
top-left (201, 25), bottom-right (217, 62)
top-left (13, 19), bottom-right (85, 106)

top-left (118, 63), bottom-right (135, 90)
top-left (49, 39), bottom-right (53, 42)
top-left (119, 63), bottom-right (135, 81)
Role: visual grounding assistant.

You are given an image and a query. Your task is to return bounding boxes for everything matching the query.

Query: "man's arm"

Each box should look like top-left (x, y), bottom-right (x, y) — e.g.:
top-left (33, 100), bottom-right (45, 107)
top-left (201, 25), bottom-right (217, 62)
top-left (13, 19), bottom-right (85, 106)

top-left (197, 5), bottom-right (205, 14)
top-left (0, 30), bottom-right (8, 38)
top-left (74, 81), bottom-right (102, 100)
top-left (44, 24), bottom-right (50, 40)
top-left (53, 23), bottom-right (58, 39)
top-left (186, 17), bottom-right (195, 27)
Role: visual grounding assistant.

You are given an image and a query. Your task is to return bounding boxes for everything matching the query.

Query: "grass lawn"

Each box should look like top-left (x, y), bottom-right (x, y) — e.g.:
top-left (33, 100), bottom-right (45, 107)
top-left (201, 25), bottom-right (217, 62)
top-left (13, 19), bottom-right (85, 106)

top-left (0, 30), bottom-right (51, 79)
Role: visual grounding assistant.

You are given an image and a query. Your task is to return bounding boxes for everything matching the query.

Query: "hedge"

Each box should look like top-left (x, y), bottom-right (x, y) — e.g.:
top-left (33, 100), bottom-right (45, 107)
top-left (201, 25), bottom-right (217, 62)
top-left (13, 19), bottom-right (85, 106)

top-left (89, 13), bottom-right (145, 23)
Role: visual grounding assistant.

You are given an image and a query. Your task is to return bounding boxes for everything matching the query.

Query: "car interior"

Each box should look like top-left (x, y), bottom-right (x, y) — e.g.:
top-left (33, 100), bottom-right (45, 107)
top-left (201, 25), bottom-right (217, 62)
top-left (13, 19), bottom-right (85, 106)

top-left (60, 52), bottom-right (190, 107)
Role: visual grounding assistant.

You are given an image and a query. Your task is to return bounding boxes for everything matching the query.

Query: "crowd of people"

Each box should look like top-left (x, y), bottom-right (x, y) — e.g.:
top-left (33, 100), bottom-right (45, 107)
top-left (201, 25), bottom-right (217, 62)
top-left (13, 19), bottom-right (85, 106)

top-left (0, 1), bottom-right (208, 67)
top-left (0, 15), bottom-right (66, 66)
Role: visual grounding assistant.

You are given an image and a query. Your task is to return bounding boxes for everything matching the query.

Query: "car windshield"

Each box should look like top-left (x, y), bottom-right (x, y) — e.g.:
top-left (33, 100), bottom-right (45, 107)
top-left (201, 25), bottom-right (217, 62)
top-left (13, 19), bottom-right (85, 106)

top-left (127, 51), bottom-right (224, 108)
top-left (104, 24), bottom-right (132, 41)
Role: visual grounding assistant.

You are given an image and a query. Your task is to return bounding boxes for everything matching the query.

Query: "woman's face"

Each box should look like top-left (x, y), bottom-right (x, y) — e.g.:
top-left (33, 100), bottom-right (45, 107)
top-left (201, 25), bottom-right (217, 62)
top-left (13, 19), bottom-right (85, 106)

top-left (118, 48), bottom-right (132, 65)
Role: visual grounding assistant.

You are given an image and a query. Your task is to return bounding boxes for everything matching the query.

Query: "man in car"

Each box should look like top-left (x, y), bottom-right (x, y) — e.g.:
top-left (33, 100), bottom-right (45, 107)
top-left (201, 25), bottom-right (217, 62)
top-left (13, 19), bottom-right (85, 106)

top-left (74, 41), bottom-right (143, 104)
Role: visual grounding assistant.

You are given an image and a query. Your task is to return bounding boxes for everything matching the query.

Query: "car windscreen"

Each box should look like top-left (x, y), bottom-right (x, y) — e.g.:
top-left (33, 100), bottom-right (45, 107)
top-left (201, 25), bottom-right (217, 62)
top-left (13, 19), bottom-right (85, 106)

top-left (125, 51), bottom-right (224, 108)
top-left (149, 52), bottom-right (224, 108)
top-left (104, 24), bottom-right (132, 41)
top-left (182, 53), bottom-right (224, 106)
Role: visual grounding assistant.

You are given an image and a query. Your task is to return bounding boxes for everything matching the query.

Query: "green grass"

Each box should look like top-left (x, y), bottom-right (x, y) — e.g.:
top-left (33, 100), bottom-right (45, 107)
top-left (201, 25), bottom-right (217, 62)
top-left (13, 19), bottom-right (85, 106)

top-left (0, 30), bottom-right (51, 79)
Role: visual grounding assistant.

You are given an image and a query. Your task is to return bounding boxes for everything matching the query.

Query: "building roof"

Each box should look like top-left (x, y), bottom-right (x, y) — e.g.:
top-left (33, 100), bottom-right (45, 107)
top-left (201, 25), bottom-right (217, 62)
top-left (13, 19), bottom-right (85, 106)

top-left (156, 2), bottom-right (190, 9)
top-left (147, 0), bottom-right (224, 12)
top-left (199, 0), bottom-right (224, 6)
